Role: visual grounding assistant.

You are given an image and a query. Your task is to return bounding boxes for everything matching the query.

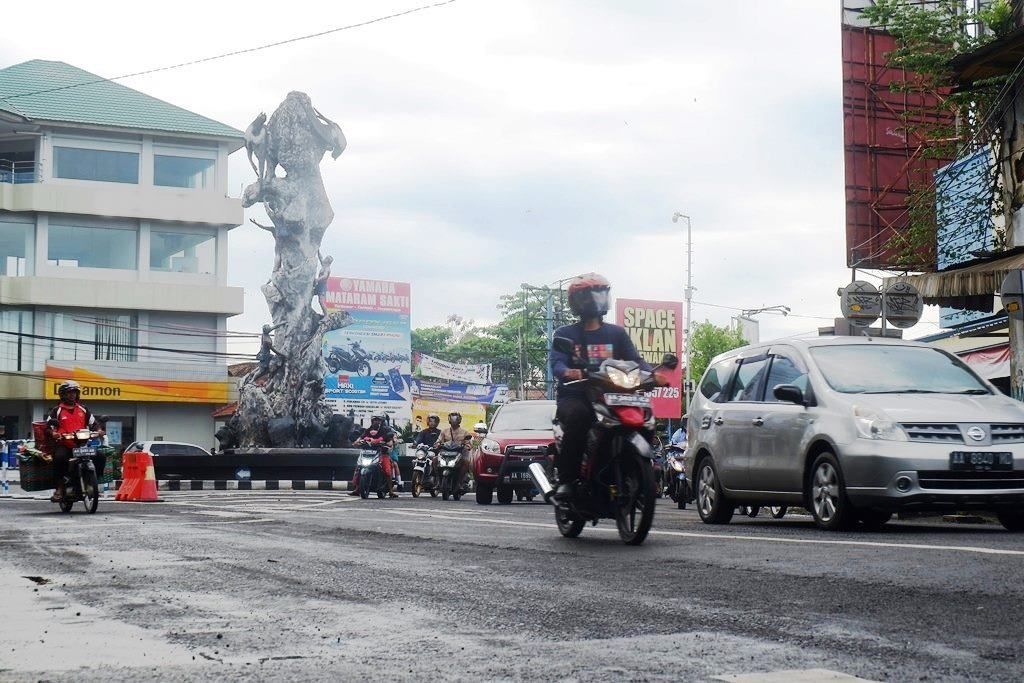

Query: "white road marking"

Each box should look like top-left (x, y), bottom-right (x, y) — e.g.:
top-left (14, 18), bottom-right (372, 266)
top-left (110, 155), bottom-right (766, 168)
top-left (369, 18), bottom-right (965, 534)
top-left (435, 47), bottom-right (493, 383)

top-left (713, 669), bottom-right (877, 682)
top-left (380, 510), bottom-right (1024, 558)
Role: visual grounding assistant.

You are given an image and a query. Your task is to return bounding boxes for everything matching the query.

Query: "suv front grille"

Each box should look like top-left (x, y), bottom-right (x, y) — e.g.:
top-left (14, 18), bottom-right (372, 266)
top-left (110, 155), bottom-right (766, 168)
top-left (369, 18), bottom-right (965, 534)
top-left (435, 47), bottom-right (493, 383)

top-left (991, 424), bottom-right (1024, 444)
top-left (917, 471), bottom-right (1024, 490)
top-left (504, 445), bottom-right (548, 459)
top-left (902, 424), bottom-right (962, 444)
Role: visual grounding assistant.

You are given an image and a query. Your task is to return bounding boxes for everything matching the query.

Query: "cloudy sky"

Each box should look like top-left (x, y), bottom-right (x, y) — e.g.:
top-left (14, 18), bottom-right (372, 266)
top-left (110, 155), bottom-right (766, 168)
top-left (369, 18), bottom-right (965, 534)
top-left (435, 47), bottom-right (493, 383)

top-left (4, 0), bottom-right (943, 350)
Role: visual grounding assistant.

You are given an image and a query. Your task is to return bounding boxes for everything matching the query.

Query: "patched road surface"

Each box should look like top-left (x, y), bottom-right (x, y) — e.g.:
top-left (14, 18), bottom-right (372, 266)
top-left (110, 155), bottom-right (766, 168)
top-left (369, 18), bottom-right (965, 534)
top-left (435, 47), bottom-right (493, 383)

top-left (1, 491), bottom-right (1022, 681)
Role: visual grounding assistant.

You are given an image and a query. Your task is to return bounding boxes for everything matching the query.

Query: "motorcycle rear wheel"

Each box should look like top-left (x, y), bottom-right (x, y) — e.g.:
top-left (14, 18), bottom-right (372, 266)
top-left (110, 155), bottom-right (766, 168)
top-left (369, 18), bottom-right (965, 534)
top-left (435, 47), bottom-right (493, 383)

top-left (356, 361), bottom-right (371, 377)
top-left (615, 456), bottom-right (656, 546)
top-left (555, 506), bottom-right (585, 538)
top-left (81, 470), bottom-right (99, 514)
top-left (411, 472), bottom-right (423, 498)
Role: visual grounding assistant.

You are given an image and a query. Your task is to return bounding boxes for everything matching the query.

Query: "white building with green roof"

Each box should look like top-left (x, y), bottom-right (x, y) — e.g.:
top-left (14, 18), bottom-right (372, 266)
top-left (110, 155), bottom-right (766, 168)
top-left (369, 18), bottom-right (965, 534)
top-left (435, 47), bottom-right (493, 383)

top-left (0, 59), bottom-right (245, 450)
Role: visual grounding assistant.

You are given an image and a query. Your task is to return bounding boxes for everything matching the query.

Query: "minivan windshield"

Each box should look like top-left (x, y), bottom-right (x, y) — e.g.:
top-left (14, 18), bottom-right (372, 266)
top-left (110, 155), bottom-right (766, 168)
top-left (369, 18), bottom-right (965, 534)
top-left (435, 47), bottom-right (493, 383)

top-left (809, 345), bottom-right (990, 395)
top-left (490, 402), bottom-right (556, 432)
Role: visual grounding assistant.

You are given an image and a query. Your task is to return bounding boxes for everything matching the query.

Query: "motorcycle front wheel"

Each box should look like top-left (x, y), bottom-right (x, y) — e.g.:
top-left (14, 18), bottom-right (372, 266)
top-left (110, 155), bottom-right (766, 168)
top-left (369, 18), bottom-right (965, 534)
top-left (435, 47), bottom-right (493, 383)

top-left (555, 506), bottom-right (585, 538)
top-left (615, 455), bottom-right (656, 546)
top-left (441, 474), bottom-right (452, 501)
top-left (81, 469), bottom-right (99, 514)
top-left (411, 472), bottom-right (423, 498)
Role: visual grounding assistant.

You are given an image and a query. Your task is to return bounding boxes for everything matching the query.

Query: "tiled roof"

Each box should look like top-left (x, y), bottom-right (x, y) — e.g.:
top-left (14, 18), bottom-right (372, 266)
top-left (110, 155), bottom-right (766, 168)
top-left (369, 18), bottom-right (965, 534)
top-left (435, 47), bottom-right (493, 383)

top-left (0, 60), bottom-right (242, 140)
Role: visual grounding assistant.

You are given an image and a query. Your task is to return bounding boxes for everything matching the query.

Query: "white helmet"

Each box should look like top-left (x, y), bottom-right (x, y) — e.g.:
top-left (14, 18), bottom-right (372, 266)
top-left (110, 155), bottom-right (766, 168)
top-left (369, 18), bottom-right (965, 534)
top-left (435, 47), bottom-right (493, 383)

top-left (473, 422), bottom-right (487, 435)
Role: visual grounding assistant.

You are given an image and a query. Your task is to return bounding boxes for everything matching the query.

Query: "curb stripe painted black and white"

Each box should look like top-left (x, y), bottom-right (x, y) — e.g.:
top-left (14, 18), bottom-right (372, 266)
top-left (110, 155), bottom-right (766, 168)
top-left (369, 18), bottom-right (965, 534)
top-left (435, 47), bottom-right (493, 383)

top-left (112, 480), bottom-right (352, 491)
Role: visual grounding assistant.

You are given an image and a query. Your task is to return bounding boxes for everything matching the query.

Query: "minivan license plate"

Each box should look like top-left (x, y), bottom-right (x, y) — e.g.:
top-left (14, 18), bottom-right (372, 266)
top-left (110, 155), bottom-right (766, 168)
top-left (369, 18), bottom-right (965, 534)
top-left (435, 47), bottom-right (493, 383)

top-left (950, 451), bottom-right (1013, 471)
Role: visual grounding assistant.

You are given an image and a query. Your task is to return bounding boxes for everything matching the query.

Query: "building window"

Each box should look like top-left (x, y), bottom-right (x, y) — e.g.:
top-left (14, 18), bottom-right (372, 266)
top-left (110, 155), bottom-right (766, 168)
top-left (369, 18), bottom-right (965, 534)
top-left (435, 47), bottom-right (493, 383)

top-left (43, 312), bottom-right (137, 362)
top-left (150, 231), bottom-right (215, 274)
top-left (0, 309), bottom-right (33, 371)
top-left (48, 225), bottom-right (137, 270)
top-left (53, 146), bottom-right (139, 184)
top-left (154, 155), bottom-right (215, 189)
top-left (0, 221), bottom-right (32, 276)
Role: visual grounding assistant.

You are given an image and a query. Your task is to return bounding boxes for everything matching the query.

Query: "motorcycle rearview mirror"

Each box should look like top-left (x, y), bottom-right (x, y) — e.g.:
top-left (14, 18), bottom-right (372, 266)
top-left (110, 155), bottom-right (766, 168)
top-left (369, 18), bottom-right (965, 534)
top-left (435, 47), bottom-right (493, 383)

top-left (661, 353), bottom-right (679, 370)
top-left (552, 336), bottom-right (575, 355)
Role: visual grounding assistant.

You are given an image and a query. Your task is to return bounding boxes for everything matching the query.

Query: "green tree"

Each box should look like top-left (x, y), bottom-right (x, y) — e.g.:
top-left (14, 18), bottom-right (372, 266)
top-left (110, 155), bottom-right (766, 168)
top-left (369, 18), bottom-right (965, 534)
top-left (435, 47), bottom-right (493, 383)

top-left (688, 321), bottom-right (746, 392)
top-left (411, 284), bottom-right (569, 396)
top-left (411, 325), bottom-right (453, 358)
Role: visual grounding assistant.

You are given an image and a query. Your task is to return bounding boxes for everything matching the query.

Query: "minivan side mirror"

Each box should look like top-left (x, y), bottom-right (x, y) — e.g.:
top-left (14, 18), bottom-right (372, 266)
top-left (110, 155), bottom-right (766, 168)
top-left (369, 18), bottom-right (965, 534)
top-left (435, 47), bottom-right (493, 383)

top-left (661, 353), bottom-right (679, 370)
top-left (773, 384), bottom-right (805, 405)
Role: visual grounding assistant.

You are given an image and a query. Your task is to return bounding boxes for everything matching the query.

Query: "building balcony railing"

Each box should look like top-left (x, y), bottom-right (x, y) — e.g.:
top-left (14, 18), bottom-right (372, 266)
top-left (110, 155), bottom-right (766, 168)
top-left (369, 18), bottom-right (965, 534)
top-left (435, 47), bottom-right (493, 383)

top-left (0, 160), bottom-right (38, 184)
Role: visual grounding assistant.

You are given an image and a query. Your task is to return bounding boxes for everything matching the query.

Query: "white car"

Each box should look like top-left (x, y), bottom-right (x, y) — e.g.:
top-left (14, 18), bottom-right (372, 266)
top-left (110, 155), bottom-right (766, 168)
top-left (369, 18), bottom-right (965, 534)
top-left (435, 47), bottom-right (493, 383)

top-left (123, 441), bottom-right (211, 457)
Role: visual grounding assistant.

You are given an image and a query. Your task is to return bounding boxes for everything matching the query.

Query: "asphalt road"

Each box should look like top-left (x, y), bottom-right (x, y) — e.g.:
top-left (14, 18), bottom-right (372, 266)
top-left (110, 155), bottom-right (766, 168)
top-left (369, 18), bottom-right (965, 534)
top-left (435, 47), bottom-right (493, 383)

top-left (1, 490), bottom-right (1023, 682)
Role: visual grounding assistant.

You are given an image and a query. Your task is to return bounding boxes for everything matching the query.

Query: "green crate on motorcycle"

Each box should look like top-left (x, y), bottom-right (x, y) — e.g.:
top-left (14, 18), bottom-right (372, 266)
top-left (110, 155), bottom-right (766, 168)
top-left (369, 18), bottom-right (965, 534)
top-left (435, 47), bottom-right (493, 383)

top-left (97, 446), bottom-right (116, 484)
top-left (17, 456), bottom-right (56, 492)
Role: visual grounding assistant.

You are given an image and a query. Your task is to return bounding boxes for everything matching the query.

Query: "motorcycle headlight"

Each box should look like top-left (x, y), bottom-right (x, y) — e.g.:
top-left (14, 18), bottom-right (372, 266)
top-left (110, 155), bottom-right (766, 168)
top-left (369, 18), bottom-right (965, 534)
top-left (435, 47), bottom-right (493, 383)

top-left (670, 459), bottom-right (684, 472)
top-left (481, 439), bottom-right (502, 455)
top-left (852, 405), bottom-right (907, 442)
top-left (605, 366), bottom-right (641, 389)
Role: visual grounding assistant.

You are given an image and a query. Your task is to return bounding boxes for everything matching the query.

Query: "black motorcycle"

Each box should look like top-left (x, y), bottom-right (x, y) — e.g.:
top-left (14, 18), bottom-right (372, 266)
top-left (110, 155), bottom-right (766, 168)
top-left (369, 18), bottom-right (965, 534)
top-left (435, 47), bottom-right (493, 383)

top-left (53, 429), bottom-right (102, 514)
top-left (325, 340), bottom-right (372, 376)
top-left (434, 440), bottom-right (469, 501)
top-left (530, 338), bottom-right (678, 546)
top-left (664, 445), bottom-right (690, 510)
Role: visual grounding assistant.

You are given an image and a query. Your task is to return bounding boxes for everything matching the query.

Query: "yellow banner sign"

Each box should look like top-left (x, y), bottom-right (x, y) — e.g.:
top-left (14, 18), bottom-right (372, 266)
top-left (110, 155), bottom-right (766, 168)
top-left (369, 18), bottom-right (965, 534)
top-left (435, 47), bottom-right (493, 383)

top-left (45, 363), bottom-right (231, 404)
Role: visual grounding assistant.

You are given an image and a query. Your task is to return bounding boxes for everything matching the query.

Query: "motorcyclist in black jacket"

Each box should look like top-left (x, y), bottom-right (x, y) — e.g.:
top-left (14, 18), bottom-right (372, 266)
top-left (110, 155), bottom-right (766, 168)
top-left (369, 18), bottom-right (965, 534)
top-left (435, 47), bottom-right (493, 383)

top-left (412, 415), bottom-right (441, 449)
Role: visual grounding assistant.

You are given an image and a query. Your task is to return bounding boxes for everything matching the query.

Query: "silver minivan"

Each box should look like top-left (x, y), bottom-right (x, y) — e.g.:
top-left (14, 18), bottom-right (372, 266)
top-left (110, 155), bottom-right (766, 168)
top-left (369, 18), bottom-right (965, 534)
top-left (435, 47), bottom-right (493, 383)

top-left (688, 336), bottom-right (1024, 531)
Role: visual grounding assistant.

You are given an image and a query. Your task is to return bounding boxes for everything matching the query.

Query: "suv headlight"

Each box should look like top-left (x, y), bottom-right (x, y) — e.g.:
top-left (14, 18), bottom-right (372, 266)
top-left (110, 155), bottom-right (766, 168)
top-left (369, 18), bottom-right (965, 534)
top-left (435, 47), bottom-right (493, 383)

top-left (606, 366), bottom-right (641, 389)
top-left (853, 405), bottom-right (907, 442)
top-left (481, 438), bottom-right (502, 455)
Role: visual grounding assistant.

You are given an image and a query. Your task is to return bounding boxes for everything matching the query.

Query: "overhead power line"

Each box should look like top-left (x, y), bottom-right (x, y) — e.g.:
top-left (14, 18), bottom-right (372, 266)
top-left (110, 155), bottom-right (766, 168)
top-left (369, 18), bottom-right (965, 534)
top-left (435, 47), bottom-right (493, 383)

top-left (0, 0), bottom-right (458, 103)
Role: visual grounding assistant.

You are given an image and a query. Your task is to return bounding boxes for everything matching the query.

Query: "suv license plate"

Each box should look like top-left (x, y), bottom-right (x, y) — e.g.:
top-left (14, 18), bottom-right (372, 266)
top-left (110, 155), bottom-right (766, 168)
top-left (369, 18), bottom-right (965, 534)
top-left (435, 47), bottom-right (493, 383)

top-left (510, 471), bottom-right (532, 480)
top-left (950, 451), bottom-right (1013, 471)
top-left (605, 393), bottom-right (650, 407)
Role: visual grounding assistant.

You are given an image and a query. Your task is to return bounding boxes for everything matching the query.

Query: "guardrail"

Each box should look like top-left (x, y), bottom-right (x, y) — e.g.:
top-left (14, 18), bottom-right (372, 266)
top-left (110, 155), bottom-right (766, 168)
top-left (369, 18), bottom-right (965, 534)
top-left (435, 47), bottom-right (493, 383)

top-left (0, 160), bottom-right (38, 184)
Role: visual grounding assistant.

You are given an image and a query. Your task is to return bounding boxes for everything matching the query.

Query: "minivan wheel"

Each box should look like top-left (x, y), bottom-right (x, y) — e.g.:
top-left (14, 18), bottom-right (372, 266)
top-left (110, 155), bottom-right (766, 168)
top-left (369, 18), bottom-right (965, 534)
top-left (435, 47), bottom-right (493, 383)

top-left (997, 508), bottom-right (1024, 532)
top-left (808, 452), bottom-right (855, 531)
top-left (696, 457), bottom-right (733, 525)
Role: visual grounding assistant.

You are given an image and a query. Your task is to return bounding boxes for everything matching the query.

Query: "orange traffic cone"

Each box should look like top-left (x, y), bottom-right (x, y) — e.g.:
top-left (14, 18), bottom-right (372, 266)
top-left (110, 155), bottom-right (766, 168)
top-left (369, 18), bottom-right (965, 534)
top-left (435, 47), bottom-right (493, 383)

top-left (115, 452), bottom-right (138, 501)
top-left (133, 452), bottom-right (159, 502)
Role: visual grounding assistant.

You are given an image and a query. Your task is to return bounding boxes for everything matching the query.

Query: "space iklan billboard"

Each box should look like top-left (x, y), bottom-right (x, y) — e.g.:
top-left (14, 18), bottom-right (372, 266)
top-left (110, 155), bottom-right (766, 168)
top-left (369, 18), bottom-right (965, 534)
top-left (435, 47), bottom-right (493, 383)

top-left (615, 298), bottom-right (683, 419)
top-left (321, 277), bottom-right (412, 426)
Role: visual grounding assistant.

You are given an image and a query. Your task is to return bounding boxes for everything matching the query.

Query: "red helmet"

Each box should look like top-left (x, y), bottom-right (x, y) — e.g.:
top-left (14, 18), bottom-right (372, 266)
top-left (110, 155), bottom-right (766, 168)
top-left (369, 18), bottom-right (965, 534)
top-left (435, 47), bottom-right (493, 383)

top-left (567, 272), bottom-right (611, 319)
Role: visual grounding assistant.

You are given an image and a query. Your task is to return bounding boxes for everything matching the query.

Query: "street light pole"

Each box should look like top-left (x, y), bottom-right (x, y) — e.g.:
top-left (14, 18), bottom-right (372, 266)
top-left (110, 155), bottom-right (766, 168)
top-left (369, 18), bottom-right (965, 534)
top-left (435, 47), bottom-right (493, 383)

top-left (672, 212), bottom-right (693, 410)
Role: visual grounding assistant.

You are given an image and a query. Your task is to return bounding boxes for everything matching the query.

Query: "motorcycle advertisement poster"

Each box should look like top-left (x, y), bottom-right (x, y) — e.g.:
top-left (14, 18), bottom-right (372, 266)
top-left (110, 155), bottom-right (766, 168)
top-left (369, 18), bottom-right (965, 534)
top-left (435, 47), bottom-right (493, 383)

top-left (321, 277), bottom-right (413, 426)
top-left (615, 298), bottom-right (683, 419)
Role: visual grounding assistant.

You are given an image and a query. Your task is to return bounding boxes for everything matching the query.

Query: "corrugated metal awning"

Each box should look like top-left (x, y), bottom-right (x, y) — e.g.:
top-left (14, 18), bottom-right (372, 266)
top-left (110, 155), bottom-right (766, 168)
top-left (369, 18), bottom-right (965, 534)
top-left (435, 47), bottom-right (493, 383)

top-left (883, 250), bottom-right (1024, 307)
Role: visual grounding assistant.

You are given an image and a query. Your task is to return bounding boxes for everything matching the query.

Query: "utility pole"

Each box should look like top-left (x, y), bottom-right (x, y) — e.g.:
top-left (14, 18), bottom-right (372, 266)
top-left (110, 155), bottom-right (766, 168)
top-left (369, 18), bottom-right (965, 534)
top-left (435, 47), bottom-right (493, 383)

top-left (544, 290), bottom-right (554, 399)
top-left (673, 212), bottom-right (693, 410)
top-left (521, 283), bottom-right (562, 400)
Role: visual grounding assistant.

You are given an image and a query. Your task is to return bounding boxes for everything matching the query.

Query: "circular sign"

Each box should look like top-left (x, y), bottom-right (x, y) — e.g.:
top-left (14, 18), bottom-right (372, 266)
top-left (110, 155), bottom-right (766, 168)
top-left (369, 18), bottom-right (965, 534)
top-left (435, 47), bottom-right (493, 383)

top-left (1000, 270), bottom-right (1024, 320)
top-left (839, 280), bottom-right (881, 327)
top-left (882, 281), bottom-right (923, 329)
